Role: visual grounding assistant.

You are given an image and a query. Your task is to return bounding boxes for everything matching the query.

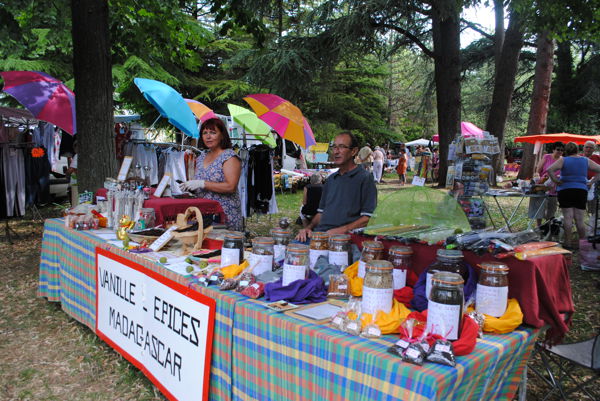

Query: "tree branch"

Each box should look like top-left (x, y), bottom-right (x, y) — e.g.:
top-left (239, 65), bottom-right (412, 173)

top-left (373, 22), bottom-right (434, 58)
top-left (461, 19), bottom-right (494, 41)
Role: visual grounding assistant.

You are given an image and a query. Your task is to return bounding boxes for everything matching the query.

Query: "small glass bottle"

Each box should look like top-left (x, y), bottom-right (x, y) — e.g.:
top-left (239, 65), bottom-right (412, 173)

top-left (271, 228), bottom-right (292, 268)
top-left (476, 261), bottom-right (509, 317)
top-left (250, 237), bottom-right (274, 276)
top-left (221, 231), bottom-right (244, 267)
top-left (388, 245), bottom-right (413, 290)
top-left (328, 234), bottom-right (351, 268)
top-left (136, 207), bottom-right (155, 230)
top-left (426, 249), bottom-right (468, 300)
top-left (362, 260), bottom-right (394, 315)
top-left (358, 241), bottom-right (384, 278)
top-left (282, 243), bottom-right (309, 286)
top-left (426, 272), bottom-right (464, 340)
top-left (309, 232), bottom-right (329, 269)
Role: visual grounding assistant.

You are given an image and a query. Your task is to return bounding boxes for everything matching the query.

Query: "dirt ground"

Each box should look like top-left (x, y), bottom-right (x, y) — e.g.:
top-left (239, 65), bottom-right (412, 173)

top-left (0, 191), bottom-right (599, 400)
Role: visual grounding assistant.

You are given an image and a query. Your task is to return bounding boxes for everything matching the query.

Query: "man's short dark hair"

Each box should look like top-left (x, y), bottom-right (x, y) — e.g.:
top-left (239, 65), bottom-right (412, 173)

top-left (337, 131), bottom-right (359, 149)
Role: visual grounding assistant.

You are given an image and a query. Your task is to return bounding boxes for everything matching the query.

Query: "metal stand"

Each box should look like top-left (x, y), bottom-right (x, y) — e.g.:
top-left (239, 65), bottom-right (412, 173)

top-left (1, 219), bottom-right (20, 244)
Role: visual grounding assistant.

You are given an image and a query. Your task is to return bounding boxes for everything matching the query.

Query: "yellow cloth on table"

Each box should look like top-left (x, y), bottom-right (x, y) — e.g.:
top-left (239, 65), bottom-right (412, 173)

top-left (348, 299), bottom-right (411, 334)
top-left (468, 298), bottom-right (523, 334)
top-left (344, 261), bottom-right (364, 297)
top-left (220, 260), bottom-right (248, 279)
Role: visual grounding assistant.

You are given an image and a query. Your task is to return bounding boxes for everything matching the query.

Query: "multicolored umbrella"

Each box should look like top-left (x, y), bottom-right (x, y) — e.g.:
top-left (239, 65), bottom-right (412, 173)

top-left (185, 99), bottom-right (217, 123)
top-left (227, 103), bottom-right (276, 148)
top-left (133, 78), bottom-right (199, 138)
top-left (0, 70), bottom-right (76, 134)
top-left (243, 93), bottom-right (316, 148)
top-left (515, 133), bottom-right (600, 145)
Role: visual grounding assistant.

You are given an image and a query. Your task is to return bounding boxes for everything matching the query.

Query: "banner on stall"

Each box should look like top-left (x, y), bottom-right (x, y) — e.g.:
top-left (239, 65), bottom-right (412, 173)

top-left (95, 248), bottom-right (215, 401)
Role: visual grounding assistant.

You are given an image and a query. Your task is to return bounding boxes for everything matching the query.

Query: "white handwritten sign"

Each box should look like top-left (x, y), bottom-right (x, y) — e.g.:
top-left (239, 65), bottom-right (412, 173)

top-left (154, 173), bottom-right (171, 198)
top-left (96, 248), bottom-right (215, 401)
top-left (118, 156), bottom-right (133, 181)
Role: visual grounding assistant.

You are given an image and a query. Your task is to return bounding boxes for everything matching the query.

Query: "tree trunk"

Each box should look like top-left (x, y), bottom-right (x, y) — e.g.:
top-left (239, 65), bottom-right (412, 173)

top-left (518, 31), bottom-right (555, 179)
top-left (431, 0), bottom-right (461, 187)
top-left (71, 0), bottom-right (116, 193)
top-left (485, 10), bottom-right (524, 182)
top-left (493, 0), bottom-right (505, 71)
top-left (554, 40), bottom-right (574, 119)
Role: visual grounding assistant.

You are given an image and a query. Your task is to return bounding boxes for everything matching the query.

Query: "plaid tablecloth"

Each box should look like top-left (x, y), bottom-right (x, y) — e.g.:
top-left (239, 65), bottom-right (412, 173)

top-left (39, 220), bottom-right (539, 401)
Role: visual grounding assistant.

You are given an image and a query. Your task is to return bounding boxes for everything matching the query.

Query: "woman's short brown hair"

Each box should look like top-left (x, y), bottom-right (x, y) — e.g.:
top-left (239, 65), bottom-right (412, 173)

top-left (199, 117), bottom-right (232, 149)
top-left (564, 142), bottom-right (578, 156)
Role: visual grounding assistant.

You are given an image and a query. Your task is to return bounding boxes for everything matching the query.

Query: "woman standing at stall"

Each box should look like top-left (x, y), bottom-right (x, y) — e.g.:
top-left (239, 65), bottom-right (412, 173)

top-left (528, 141), bottom-right (564, 227)
top-left (548, 142), bottom-right (600, 248)
top-left (180, 118), bottom-right (242, 231)
top-left (396, 149), bottom-right (407, 185)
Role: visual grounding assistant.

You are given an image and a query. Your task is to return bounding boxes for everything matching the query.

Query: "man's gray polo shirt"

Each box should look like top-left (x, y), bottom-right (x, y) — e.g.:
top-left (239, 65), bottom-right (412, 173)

top-left (314, 165), bottom-right (377, 231)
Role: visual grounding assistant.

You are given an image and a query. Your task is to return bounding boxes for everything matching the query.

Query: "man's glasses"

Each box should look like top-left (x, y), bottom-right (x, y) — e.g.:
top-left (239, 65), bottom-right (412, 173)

top-left (331, 144), bottom-right (353, 150)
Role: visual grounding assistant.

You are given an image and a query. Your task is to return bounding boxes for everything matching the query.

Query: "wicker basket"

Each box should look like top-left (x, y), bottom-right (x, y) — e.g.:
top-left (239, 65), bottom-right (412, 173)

top-left (172, 207), bottom-right (212, 255)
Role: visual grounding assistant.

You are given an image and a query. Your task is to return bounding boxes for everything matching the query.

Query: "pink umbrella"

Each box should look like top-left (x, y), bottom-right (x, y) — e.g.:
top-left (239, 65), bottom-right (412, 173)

top-left (243, 93), bottom-right (316, 148)
top-left (0, 70), bottom-right (76, 134)
top-left (432, 121), bottom-right (484, 142)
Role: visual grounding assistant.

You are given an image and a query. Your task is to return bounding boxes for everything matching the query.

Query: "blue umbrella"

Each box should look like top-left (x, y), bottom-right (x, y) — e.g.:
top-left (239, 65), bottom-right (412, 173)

top-left (133, 78), bottom-right (199, 138)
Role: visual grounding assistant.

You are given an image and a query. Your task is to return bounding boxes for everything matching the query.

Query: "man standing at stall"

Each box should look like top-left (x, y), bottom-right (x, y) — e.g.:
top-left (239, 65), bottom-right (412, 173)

top-left (296, 132), bottom-right (377, 241)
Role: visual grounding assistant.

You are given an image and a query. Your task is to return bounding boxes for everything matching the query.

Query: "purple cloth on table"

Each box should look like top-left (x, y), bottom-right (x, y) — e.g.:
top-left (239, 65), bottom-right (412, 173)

top-left (411, 261), bottom-right (478, 311)
top-left (264, 270), bottom-right (327, 304)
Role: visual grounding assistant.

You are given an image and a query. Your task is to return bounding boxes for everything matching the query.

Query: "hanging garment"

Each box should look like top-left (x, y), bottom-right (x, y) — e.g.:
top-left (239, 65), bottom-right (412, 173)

top-left (247, 145), bottom-right (274, 215)
top-left (238, 147), bottom-right (249, 218)
top-left (24, 147), bottom-right (51, 205)
top-left (164, 148), bottom-right (186, 195)
top-left (2, 146), bottom-right (26, 217)
top-left (0, 125), bottom-right (8, 143)
top-left (58, 130), bottom-right (75, 158)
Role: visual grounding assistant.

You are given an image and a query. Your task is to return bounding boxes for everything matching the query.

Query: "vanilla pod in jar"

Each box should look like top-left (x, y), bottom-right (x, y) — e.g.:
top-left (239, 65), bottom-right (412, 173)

top-left (362, 260), bottom-right (394, 315)
top-left (357, 240), bottom-right (384, 278)
top-left (426, 272), bottom-right (464, 340)
top-left (328, 234), bottom-right (351, 268)
top-left (476, 261), bottom-right (509, 317)
top-left (250, 237), bottom-right (275, 275)
top-left (271, 228), bottom-right (292, 268)
top-left (309, 232), bottom-right (329, 269)
top-left (388, 245), bottom-right (412, 290)
top-left (426, 249), bottom-right (468, 300)
top-left (221, 231), bottom-right (244, 267)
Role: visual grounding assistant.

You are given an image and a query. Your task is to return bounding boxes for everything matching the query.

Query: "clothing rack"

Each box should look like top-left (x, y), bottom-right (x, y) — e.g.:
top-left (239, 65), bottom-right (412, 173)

top-left (128, 139), bottom-right (202, 153)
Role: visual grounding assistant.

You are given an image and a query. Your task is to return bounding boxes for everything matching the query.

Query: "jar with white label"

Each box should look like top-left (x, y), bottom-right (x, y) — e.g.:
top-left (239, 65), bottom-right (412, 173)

top-left (282, 243), bottom-right (309, 286)
top-left (271, 228), bottom-right (292, 268)
top-left (388, 245), bottom-right (412, 290)
top-left (328, 234), bottom-right (351, 268)
top-left (357, 241), bottom-right (384, 278)
top-left (309, 232), bottom-right (329, 269)
top-left (426, 249), bottom-right (467, 300)
top-left (362, 260), bottom-right (394, 315)
top-left (221, 231), bottom-right (244, 268)
top-left (426, 272), bottom-right (464, 340)
top-left (476, 261), bottom-right (509, 317)
top-left (250, 237), bottom-right (274, 276)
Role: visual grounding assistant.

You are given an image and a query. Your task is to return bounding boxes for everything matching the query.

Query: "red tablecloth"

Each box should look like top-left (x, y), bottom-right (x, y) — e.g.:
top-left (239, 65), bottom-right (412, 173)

top-left (351, 234), bottom-right (574, 344)
top-left (95, 188), bottom-right (225, 226)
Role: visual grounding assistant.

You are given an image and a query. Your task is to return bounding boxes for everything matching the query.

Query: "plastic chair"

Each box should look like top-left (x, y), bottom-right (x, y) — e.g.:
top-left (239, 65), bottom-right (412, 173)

top-left (530, 333), bottom-right (600, 400)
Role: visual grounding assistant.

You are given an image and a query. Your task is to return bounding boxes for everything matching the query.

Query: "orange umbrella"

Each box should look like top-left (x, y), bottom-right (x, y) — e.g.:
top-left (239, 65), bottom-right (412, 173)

top-left (185, 99), bottom-right (217, 123)
top-left (514, 133), bottom-right (600, 145)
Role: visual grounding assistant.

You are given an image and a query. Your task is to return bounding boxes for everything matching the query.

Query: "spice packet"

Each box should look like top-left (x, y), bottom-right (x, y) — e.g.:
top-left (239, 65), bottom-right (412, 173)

top-left (402, 342), bottom-right (426, 366)
top-left (342, 298), bottom-right (362, 336)
top-left (387, 338), bottom-right (411, 357)
top-left (360, 312), bottom-right (382, 339)
top-left (219, 277), bottom-right (238, 291)
top-left (236, 272), bottom-right (256, 293)
top-left (241, 282), bottom-right (265, 299)
top-left (426, 339), bottom-right (456, 367)
top-left (327, 274), bottom-right (350, 298)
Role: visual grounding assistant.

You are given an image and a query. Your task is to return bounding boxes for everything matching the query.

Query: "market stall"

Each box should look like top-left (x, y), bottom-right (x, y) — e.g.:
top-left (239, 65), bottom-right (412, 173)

top-left (38, 219), bottom-right (545, 400)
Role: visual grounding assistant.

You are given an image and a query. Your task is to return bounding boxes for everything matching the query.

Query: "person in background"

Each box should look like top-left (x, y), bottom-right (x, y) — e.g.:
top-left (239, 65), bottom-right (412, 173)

top-left (356, 143), bottom-right (373, 172)
top-left (528, 141), bottom-right (563, 227)
top-left (582, 140), bottom-right (600, 213)
top-left (547, 142), bottom-right (600, 249)
top-left (298, 173), bottom-right (323, 227)
top-left (296, 132), bottom-right (377, 241)
top-left (396, 148), bottom-right (408, 185)
top-left (431, 148), bottom-right (439, 182)
top-left (414, 145), bottom-right (423, 176)
top-left (372, 146), bottom-right (385, 183)
top-left (65, 140), bottom-right (78, 206)
top-left (180, 117), bottom-right (242, 231)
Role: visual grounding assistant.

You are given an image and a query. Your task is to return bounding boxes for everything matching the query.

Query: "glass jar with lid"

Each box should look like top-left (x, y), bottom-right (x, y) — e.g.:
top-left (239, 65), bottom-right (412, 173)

top-left (221, 231), bottom-right (244, 267)
top-left (250, 237), bottom-right (275, 275)
top-left (476, 261), bottom-right (509, 317)
top-left (358, 241), bottom-right (384, 278)
top-left (426, 249), bottom-right (468, 300)
top-left (362, 260), bottom-right (394, 315)
top-left (282, 243), bottom-right (309, 286)
top-left (388, 245), bottom-right (413, 290)
top-left (328, 234), bottom-right (351, 268)
top-left (426, 272), bottom-right (464, 340)
top-left (271, 228), bottom-right (292, 268)
top-left (309, 232), bottom-right (329, 269)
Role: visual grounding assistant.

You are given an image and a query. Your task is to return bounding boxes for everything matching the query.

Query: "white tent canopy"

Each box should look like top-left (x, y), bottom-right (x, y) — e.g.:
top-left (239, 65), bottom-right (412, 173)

top-left (405, 138), bottom-right (438, 147)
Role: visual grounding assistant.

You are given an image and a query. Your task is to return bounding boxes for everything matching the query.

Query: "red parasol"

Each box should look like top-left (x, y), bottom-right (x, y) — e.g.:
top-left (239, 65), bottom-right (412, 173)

top-left (514, 133), bottom-right (600, 145)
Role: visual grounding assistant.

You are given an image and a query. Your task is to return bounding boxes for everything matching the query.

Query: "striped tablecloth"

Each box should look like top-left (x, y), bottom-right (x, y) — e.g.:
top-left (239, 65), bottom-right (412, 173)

top-left (38, 219), bottom-right (538, 401)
